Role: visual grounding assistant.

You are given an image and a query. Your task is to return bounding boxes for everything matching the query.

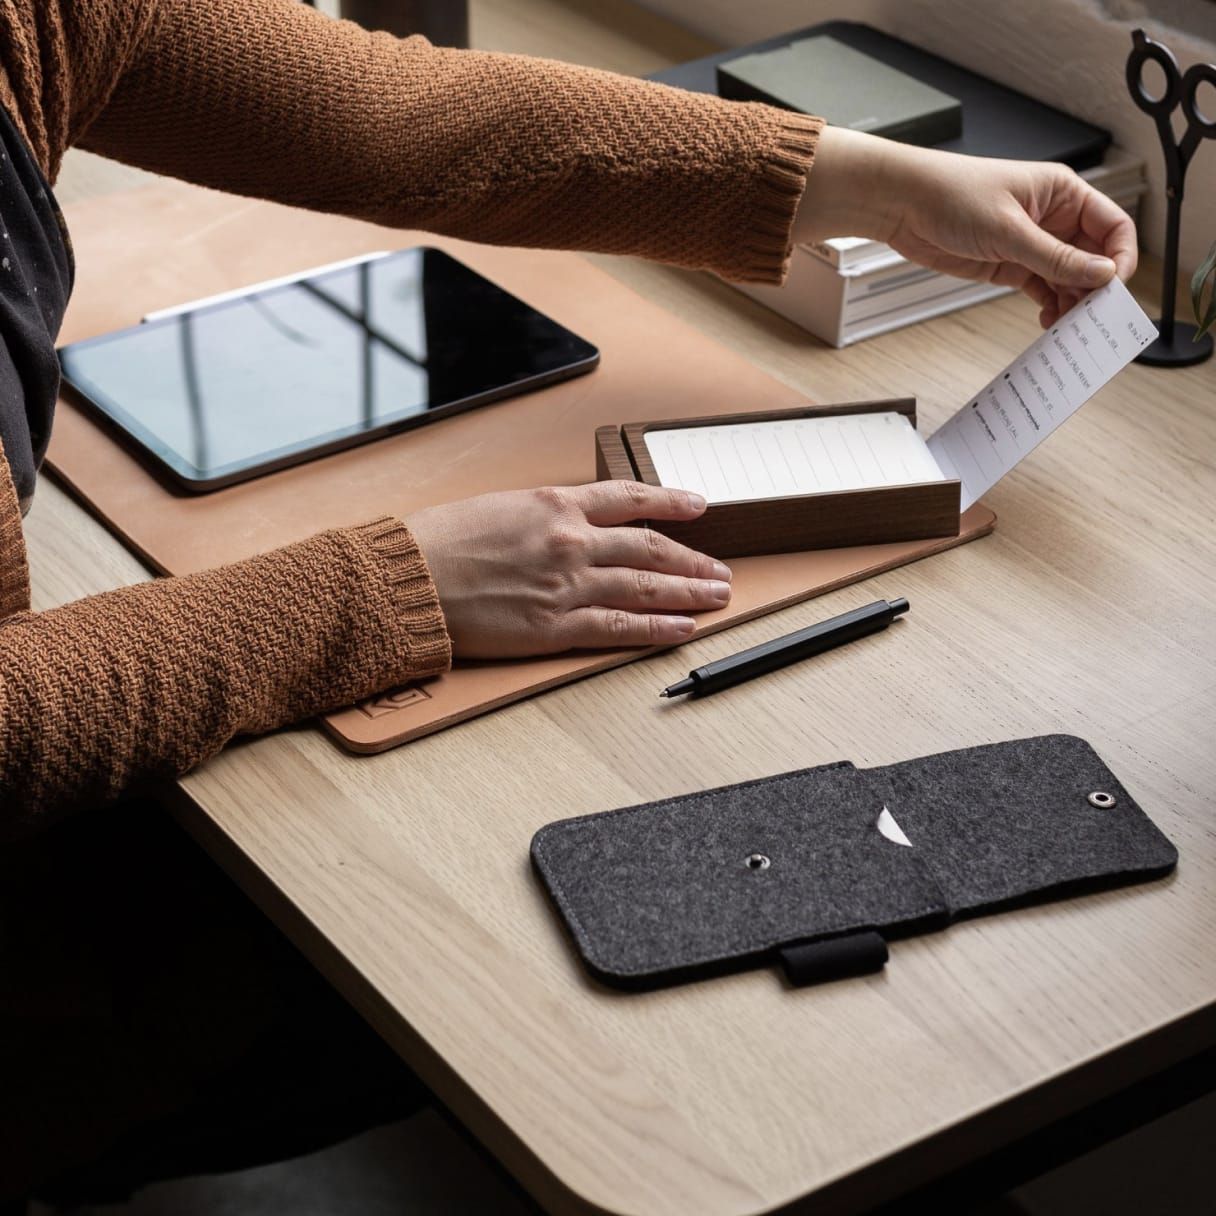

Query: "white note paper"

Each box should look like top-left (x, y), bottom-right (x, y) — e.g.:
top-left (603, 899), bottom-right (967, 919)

top-left (927, 277), bottom-right (1157, 509)
top-left (643, 412), bottom-right (946, 504)
top-left (642, 279), bottom-right (1155, 512)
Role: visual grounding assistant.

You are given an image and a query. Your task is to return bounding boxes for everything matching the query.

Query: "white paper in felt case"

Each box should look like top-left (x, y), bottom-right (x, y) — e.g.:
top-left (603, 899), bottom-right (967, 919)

top-left (644, 278), bottom-right (1157, 511)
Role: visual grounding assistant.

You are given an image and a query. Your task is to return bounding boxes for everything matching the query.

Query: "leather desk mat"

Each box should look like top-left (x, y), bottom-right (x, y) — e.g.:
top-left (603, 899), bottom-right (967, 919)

top-left (49, 182), bottom-right (994, 753)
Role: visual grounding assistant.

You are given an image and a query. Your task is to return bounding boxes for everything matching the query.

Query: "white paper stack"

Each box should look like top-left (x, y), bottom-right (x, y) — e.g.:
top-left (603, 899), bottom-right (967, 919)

top-left (732, 145), bottom-right (1147, 348)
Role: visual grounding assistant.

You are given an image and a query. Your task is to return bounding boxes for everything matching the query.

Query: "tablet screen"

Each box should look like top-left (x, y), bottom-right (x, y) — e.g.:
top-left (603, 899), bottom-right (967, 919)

top-left (58, 247), bottom-right (598, 488)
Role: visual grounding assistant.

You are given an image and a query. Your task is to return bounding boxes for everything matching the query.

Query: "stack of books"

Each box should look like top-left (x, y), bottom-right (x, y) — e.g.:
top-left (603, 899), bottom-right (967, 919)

top-left (734, 145), bottom-right (1147, 347)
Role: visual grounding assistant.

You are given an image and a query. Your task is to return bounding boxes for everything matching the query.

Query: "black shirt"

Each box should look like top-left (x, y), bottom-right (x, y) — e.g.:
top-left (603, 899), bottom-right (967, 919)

top-left (0, 103), bottom-right (73, 512)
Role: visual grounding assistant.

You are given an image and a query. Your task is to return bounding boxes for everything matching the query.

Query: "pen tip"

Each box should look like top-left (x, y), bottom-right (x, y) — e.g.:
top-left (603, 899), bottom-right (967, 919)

top-left (658, 690), bottom-right (670, 698)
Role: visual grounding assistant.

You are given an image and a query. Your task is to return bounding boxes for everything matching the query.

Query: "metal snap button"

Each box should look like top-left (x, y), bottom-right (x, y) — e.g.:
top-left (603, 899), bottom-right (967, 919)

top-left (1088, 791), bottom-right (1116, 808)
top-left (744, 853), bottom-right (771, 871)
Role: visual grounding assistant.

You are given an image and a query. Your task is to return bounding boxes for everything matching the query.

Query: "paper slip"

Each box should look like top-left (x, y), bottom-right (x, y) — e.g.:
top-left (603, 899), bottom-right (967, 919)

top-left (644, 278), bottom-right (1155, 511)
top-left (643, 411), bottom-right (946, 504)
top-left (928, 277), bottom-right (1157, 509)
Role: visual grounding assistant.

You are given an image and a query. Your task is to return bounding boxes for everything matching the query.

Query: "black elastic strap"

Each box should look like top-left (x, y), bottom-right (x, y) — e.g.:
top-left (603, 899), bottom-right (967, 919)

top-left (778, 931), bottom-right (888, 986)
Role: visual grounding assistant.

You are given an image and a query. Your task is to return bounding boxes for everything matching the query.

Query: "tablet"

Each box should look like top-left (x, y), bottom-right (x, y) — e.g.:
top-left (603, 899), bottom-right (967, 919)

top-left (58, 247), bottom-right (600, 491)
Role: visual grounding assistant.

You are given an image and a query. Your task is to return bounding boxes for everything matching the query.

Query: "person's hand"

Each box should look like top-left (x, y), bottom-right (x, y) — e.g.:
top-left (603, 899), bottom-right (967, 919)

top-left (405, 481), bottom-right (732, 658)
top-left (794, 127), bottom-right (1138, 328)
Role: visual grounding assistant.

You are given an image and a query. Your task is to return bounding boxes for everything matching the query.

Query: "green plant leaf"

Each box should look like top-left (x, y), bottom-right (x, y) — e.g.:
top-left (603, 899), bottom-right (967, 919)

top-left (1192, 240), bottom-right (1216, 341)
top-left (1200, 297), bottom-right (1216, 343)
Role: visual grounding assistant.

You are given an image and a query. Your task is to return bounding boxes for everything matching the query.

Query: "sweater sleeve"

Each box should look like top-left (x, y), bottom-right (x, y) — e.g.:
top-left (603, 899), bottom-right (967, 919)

top-left (0, 458), bottom-right (450, 832)
top-left (71, 0), bottom-right (822, 284)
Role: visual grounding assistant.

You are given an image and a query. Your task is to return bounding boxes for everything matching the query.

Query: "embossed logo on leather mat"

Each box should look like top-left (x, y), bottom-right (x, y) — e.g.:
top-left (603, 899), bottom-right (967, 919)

top-left (356, 685), bottom-right (433, 719)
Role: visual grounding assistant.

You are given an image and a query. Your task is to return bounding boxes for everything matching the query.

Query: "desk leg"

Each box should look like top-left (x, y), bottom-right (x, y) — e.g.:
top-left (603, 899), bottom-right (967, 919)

top-left (337, 0), bottom-right (468, 45)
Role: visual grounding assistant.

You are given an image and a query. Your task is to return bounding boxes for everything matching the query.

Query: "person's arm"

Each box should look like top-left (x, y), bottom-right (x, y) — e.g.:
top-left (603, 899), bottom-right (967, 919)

top-left (35, 0), bottom-right (1136, 317)
top-left (0, 441), bottom-right (729, 829)
top-left (58, 0), bottom-right (1135, 316)
top-left (67, 0), bottom-right (821, 284)
top-left (0, 438), bottom-right (449, 830)
top-left (795, 126), bottom-right (1139, 327)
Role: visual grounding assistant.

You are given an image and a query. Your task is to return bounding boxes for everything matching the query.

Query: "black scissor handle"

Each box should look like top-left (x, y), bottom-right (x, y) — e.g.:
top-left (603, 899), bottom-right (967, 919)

top-left (1126, 28), bottom-right (1182, 119)
top-left (1180, 61), bottom-right (1216, 138)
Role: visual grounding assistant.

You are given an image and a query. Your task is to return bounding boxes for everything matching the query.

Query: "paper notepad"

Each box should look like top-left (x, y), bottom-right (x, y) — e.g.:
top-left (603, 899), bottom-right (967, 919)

top-left (644, 411), bottom-right (945, 503)
top-left (645, 278), bottom-right (1157, 510)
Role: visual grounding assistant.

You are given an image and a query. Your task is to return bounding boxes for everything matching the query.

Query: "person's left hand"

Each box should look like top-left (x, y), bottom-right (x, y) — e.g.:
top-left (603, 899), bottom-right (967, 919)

top-left (794, 127), bottom-right (1138, 327)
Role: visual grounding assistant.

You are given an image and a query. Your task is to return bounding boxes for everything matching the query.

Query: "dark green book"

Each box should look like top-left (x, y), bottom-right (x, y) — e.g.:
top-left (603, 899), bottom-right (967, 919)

top-left (717, 34), bottom-right (963, 146)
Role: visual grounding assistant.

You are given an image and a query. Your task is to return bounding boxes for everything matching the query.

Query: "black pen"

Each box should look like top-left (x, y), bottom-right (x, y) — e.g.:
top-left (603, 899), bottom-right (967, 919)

top-left (659, 598), bottom-right (910, 699)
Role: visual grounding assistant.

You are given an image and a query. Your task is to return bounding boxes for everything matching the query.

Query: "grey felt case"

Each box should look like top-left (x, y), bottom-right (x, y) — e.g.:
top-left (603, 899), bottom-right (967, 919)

top-left (530, 736), bottom-right (1177, 990)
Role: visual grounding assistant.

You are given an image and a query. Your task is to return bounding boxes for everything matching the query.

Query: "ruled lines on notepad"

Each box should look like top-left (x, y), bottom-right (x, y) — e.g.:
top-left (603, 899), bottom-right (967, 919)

top-left (642, 412), bottom-right (946, 504)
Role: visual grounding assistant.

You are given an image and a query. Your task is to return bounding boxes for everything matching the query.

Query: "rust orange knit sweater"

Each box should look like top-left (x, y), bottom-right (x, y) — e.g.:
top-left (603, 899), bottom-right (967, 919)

top-left (0, 0), bottom-right (821, 827)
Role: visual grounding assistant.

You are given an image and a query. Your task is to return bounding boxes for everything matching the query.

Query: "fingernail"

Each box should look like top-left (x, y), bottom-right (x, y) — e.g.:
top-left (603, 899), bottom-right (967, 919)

top-left (670, 616), bottom-right (697, 635)
top-left (685, 492), bottom-right (707, 512)
top-left (706, 580), bottom-right (731, 604)
top-left (1087, 256), bottom-right (1115, 281)
top-left (711, 560), bottom-right (732, 582)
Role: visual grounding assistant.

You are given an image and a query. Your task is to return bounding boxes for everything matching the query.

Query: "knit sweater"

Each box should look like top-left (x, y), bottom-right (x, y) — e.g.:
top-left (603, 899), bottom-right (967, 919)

top-left (0, 0), bottom-right (821, 828)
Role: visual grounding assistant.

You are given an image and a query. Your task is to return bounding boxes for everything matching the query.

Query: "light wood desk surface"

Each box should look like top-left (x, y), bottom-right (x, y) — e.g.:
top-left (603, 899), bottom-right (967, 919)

top-left (38, 2), bottom-right (1216, 1213)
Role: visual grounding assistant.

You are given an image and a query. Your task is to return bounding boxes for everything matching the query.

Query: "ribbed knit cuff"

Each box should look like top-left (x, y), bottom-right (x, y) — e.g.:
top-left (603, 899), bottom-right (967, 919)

top-left (347, 516), bottom-right (452, 679)
top-left (736, 111), bottom-right (824, 284)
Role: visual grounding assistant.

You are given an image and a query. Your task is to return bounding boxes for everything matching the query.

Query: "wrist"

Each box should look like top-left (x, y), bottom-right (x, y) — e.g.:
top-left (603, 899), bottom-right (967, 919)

top-left (348, 516), bottom-right (452, 676)
top-left (791, 126), bottom-right (903, 246)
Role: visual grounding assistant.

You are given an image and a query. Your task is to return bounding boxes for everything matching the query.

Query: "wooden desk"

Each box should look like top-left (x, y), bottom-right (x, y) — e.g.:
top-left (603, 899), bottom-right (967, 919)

top-left (39, 2), bottom-right (1216, 1213)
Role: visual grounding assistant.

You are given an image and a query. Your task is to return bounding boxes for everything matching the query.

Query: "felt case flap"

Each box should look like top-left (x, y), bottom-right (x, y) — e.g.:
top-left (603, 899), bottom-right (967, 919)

top-left (531, 761), bottom-right (947, 987)
top-left (868, 734), bottom-right (1179, 914)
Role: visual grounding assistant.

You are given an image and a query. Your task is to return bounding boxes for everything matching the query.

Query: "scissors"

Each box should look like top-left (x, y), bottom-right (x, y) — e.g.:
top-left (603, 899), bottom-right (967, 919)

top-left (1125, 29), bottom-right (1215, 361)
top-left (1126, 28), bottom-right (1216, 202)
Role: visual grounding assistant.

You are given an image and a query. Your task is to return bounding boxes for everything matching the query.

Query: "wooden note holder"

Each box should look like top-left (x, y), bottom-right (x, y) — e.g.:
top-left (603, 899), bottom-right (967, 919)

top-left (594, 397), bottom-right (961, 559)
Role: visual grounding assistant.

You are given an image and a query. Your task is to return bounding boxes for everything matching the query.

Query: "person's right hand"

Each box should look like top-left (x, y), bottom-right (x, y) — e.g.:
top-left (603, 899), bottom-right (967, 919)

top-left (794, 126), bottom-right (1139, 328)
top-left (405, 481), bottom-right (732, 658)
